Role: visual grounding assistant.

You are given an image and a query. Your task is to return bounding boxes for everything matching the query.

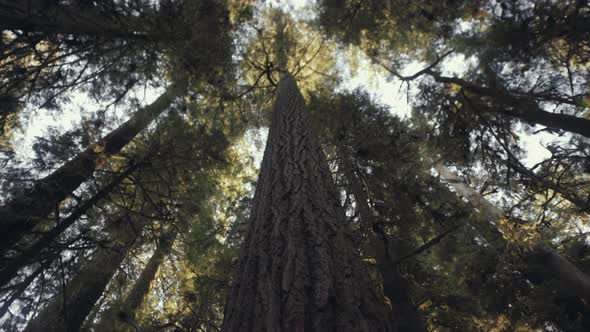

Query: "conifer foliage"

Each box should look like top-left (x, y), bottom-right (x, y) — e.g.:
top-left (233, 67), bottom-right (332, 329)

top-left (1, 0), bottom-right (590, 331)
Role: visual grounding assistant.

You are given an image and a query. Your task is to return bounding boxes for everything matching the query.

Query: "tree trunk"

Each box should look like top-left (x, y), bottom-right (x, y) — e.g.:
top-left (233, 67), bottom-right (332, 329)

top-left (426, 71), bottom-right (590, 139)
top-left (94, 227), bottom-right (177, 331)
top-left (521, 109), bottom-right (590, 140)
top-left (222, 73), bottom-right (392, 331)
top-left (23, 215), bottom-right (144, 332)
top-left (0, 82), bottom-right (183, 254)
top-left (0, 86), bottom-right (20, 142)
top-left (435, 163), bottom-right (590, 304)
top-left (0, 1), bottom-right (165, 40)
top-left (0, 160), bottom-right (141, 287)
top-left (0, 263), bottom-right (44, 319)
top-left (340, 158), bottom-right (427, 332)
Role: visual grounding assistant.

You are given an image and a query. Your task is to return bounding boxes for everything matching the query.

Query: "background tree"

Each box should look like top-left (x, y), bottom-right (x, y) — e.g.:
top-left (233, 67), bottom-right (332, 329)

top-left (0, 0), bottom-right (236, 258)
top-left (309, 88), bottom-right (590, 331)
top-left (2, 0), bottom-right (590, 331)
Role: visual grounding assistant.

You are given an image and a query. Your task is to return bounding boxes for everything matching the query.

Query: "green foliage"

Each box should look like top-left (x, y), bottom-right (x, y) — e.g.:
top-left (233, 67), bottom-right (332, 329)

top-left (3, 1), bottom-right (590, 331)
top-left (318, 0), bottom-right (482, 60)
top-left (237, 4), bottom-right (339, 117)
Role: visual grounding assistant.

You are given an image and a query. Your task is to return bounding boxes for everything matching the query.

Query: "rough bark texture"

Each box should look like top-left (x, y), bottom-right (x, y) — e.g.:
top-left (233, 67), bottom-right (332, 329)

top-left (0, 83), bottom-right (182, 254)
top-left (435, 163), bottom-right (590, 304)
top-left (222, 74), bottom-right (392, 332)
top-left (94, 228), bottom-right (177, 331)
top-left (23, 216), bottom-right (143, 332)
top-left (341, 160), bottom-right (427, 332)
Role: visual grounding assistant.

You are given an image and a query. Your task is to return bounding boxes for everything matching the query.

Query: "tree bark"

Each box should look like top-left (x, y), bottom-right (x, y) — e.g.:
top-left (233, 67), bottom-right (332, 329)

top-left (340, 158), bottom-right (427, 332)
top-left (94, 227), bottom-right (177, 331)
top-left (0, 82), bottom-right (183, 254)
top-left (435, 163), bottom-right (590, 304)
top-left (222, 73), bottom-right (392, 331)
top-left (23, 215), bottom-right (144, 332)
top-left (0, 160), bottom-right (141, 287)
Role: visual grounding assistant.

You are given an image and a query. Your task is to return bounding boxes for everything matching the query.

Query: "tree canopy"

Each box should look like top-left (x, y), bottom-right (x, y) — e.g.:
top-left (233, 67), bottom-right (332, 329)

top-left (1, 0), bottom-right (589, 331)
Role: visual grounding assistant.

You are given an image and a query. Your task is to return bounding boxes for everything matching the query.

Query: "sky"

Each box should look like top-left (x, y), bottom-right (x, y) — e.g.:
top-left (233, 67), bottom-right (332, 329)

top-left (11, 0), bottom-right (556, 171)
top-left (271, 0), bottom-right (555, 167)
top-left (3, 0), bottom-right (586, 326)
top-left (13, 82), bottom-right (163, 169)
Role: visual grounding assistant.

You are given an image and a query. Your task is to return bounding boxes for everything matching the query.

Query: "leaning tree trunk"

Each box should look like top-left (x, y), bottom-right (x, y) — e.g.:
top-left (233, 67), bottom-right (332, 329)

top-left (23, 215), bottom-right (145, 332)
top-left (0, 263), bottom-right (44, 319)
top-left (94, 227), bottom-right (177, 331)
top-left (0, 82), bottom-right (183, 254)
top-left (435, 163), bottom-right (590, 304)
top-left (427, 72), bottom-right (590, 139)
top-left (0, 161), bottom-right (141, 287)
top-left (222, 73), bottom-right (392, 332)
top-left (339, 156), bottom-right (427, 332)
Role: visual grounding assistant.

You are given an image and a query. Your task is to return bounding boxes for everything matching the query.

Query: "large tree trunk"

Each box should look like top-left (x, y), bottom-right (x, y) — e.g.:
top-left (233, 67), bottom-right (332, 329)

top-left (0, 160), bottom-right (141, 287)
top-left (435, 163), bottom-right (590, 304)
top-left (340, 158), bottom-right (427, 332)
top-left (222, 73), bottom-right (392, 331)
top-left (23, 215), bottom-right (144, 332)
top-left (0, 82), bottom-right (183, 254)
top-left (94, 227), bottom-right (177, 331)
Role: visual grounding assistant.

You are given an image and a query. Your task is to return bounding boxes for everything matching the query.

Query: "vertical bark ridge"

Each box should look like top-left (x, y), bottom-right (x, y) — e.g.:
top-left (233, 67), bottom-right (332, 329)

top-left (222, 73), bottom-right (392, 332)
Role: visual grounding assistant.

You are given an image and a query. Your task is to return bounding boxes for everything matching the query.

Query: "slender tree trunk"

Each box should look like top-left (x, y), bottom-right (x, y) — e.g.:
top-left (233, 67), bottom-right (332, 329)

top-left (79, 292), bottom-right (108, 332)
top-left (0, 161), bottom-right (141, 287)
top-left (521, 109), bottom-right (590, 139)
top-left (23, 215), bottom-right (144, 332)
top-left (222, 74), bottom-right (392, 331)
top-left (0, 82), bottom-right (183, 254)
top-left (340, 157), bottom-right (427, 332)
top-left (427, 71), bottom-right (590, 139)
top-left (435, 163), bottom-right (590, 304)
top-left (94, 227), bottom-right (177, 331)
top-left (0, 87), bottom-right (19, 141)
top-left (0, 263), bottom-right (44, 319)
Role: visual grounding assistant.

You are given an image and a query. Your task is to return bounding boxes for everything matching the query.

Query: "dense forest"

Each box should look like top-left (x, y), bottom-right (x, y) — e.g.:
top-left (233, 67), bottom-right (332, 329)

top-left (0, 0), bottom-right (589, 331)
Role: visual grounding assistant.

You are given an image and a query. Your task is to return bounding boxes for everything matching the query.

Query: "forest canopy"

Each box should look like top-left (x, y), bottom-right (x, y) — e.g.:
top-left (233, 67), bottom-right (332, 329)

top-left (0, 0), bottom-right (589, 331)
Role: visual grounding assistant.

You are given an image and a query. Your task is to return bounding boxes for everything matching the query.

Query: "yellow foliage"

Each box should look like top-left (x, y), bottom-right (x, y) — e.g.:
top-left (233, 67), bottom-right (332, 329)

top-left (470, 314), bottom-right (541, 332)
top-left (498, 217), bottom-right (541, 253)
top-left (448, 83), bottom-right (463, 94)
top-left (93, 143), bottom-right (105, 154)
top-left (240, 7), bottom-right (339, 102)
